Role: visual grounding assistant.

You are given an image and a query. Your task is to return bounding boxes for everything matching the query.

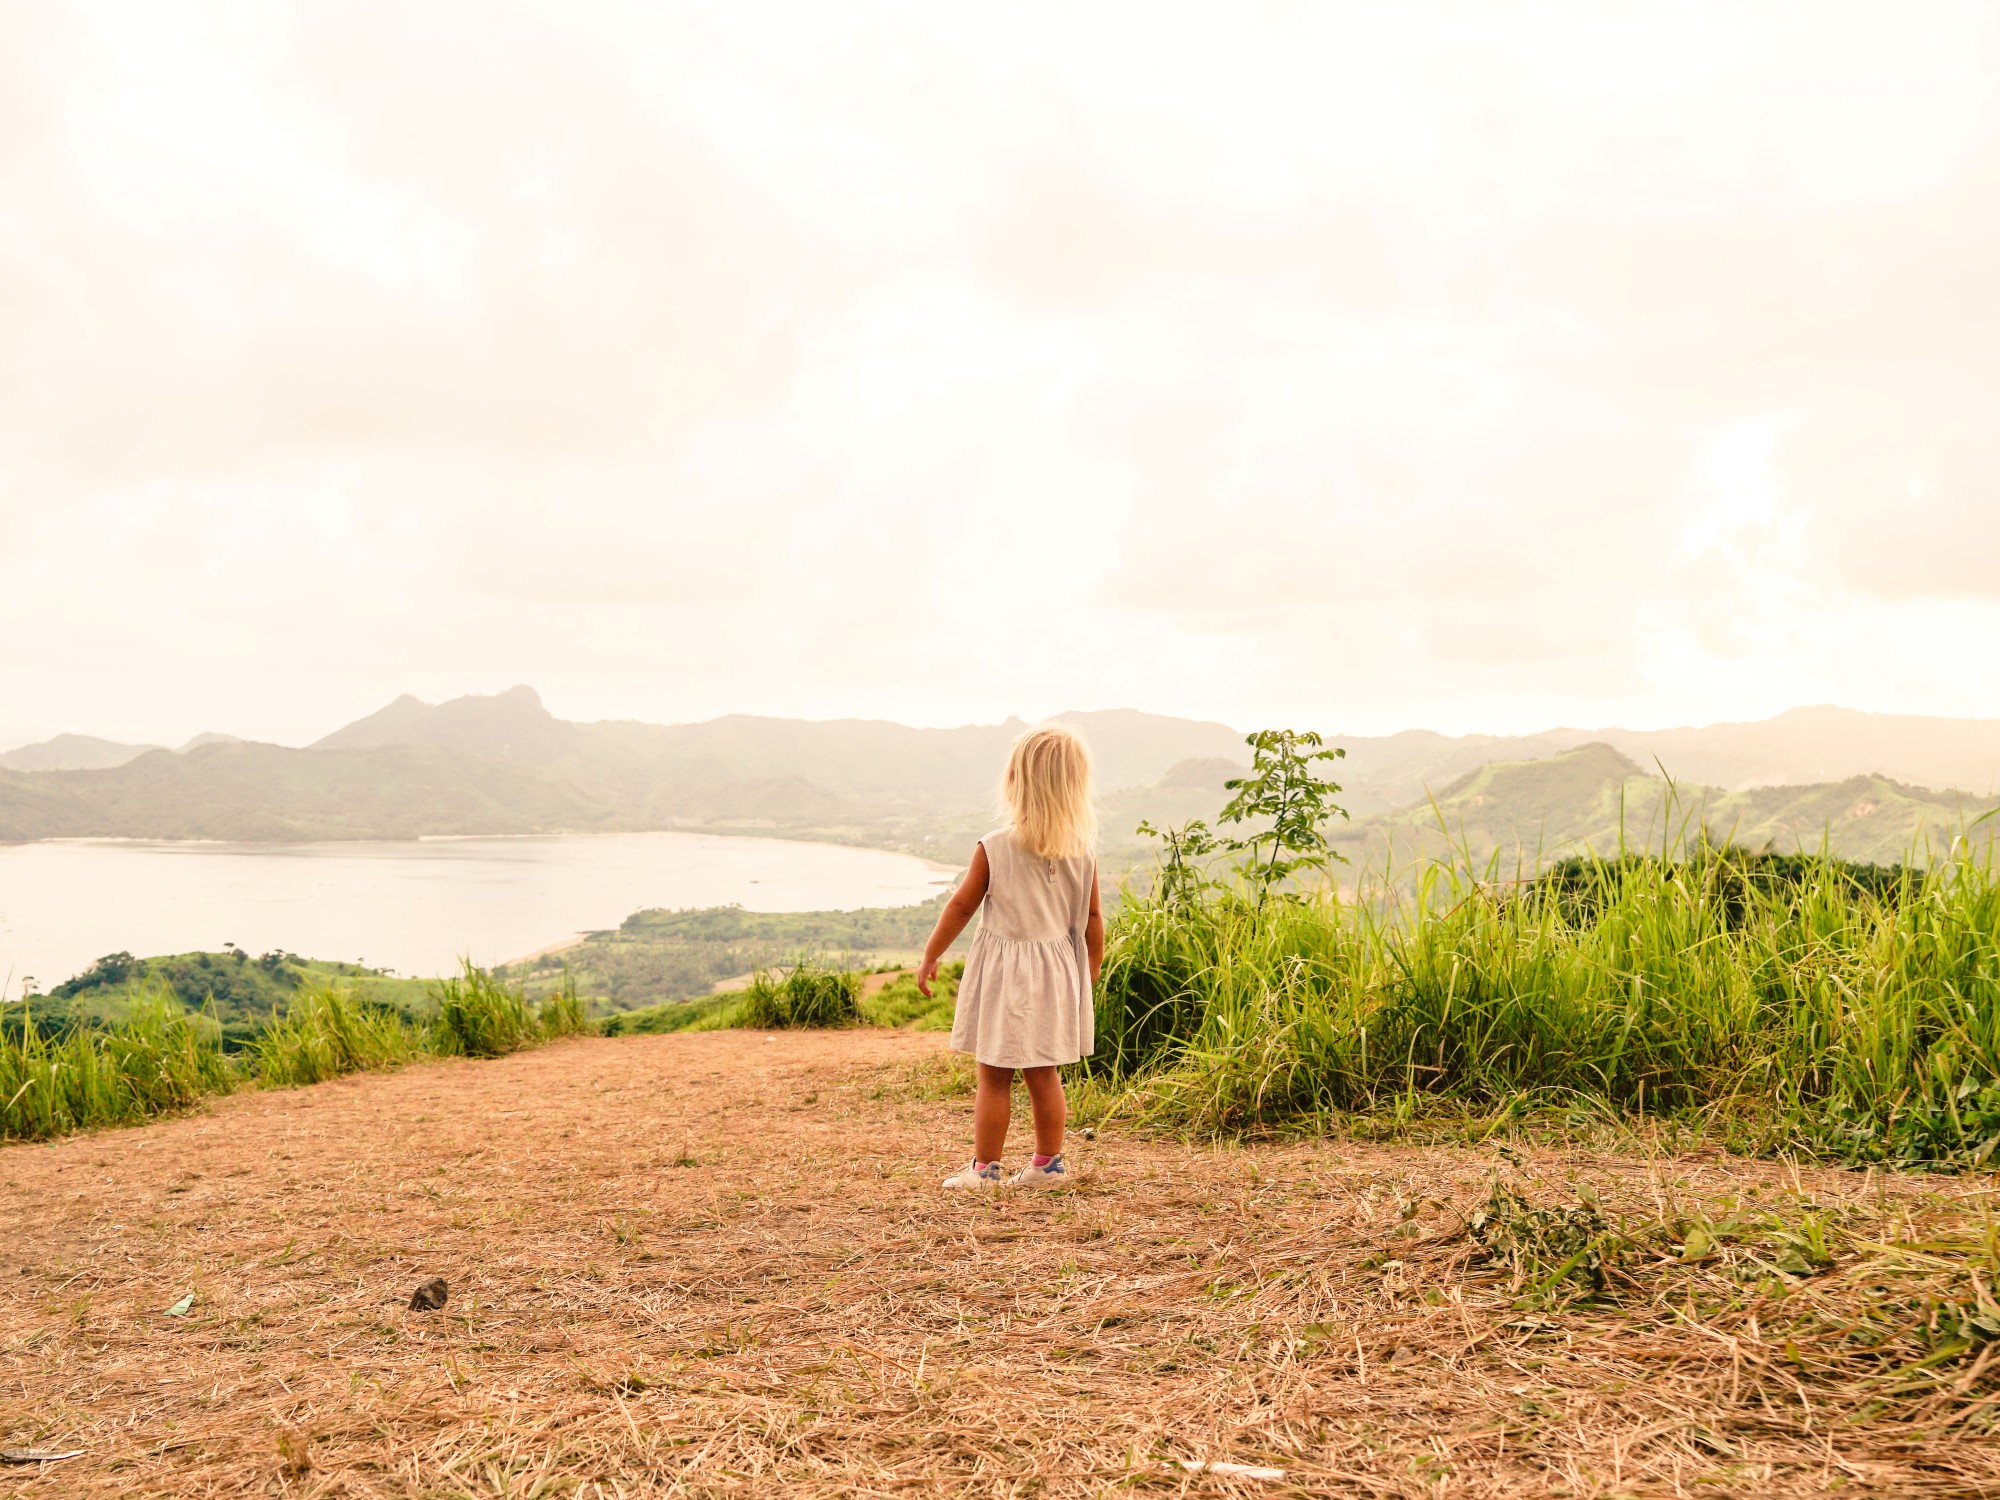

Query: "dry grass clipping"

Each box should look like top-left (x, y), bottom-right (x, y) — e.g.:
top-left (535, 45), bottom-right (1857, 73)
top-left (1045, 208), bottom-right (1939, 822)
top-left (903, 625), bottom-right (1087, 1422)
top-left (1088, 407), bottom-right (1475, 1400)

top-left (2, 1029), bottom-right (1998, 1497)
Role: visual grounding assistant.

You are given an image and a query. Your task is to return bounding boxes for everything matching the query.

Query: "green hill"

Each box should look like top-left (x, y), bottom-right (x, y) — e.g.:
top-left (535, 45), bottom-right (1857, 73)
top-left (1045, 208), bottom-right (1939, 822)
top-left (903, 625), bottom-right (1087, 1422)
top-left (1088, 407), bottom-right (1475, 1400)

top-left (1323, 706), bottom-right (2000, 810)
top-left (13, 950), bottom-right (431, 1051)
top-left (1332, 742), bottom-right (2000, 872)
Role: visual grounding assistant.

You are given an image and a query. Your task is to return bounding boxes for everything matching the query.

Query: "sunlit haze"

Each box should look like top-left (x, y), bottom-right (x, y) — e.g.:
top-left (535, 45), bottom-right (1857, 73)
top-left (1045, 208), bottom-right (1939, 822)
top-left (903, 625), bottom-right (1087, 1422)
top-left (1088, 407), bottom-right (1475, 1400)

top-left (5, 2), bottom-right (1997, 749)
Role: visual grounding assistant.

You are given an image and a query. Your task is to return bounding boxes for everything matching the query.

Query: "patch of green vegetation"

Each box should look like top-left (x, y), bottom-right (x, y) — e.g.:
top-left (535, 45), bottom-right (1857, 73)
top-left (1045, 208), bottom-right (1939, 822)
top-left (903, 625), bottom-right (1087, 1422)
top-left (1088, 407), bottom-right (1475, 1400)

top-left (1, 963), bottom-right (590, 1142)
top-left (736, 963), bottom-right (862, 1029)
top-left (600, 958), bottom-right (962, 1035)
top-left (430, 964), bottom-right (587, 1058)
top-left (247, 985), bottom-right (421, 1087)
top-left (1098, 733), bottom-right (2000, 1170)
top-left (0, 990), bottom-right (235, 1139)
top-left (860, 963), bottom-right (959, 1030)
top-left (35, 948), bottom-right (430, 1050)
top-left (599, 992), bottom-right (740, 1036)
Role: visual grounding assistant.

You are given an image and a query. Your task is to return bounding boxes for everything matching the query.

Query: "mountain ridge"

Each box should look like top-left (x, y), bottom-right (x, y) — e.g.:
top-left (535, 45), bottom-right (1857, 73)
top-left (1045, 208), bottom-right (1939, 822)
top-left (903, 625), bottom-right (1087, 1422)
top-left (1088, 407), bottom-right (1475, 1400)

top-left (6, 689), bottom-right (2000, 863)
top-left (0, 689), bottom-right (1250, 855)
top-left (16, 690), bottom-right (2000, 799)
top-left (0, 730), bottom-right (248, 772)
top-left (0, 733), bottom-right (165, 773)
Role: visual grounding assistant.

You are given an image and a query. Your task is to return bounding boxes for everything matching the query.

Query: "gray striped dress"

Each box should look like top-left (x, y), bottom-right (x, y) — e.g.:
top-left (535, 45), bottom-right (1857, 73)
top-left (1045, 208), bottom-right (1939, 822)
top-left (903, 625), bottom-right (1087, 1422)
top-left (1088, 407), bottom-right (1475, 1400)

top-left (949, 826), bottom-right (1096, 1068)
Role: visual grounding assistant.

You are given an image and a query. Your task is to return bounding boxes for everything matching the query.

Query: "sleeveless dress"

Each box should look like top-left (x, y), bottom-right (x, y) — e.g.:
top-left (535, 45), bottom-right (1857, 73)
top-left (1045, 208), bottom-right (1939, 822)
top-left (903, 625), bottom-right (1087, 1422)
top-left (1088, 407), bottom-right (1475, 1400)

top-left (950, 826), bottom-right (1096, 1068)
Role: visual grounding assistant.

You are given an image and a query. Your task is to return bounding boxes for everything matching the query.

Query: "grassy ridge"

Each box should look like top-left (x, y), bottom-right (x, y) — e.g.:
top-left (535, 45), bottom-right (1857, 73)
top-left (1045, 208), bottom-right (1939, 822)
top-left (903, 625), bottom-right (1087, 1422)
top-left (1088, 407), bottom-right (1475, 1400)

top-left (1090, 838), bottom-right (2000, 1167)
top-left (0, 964), bottom-right (589, 1141)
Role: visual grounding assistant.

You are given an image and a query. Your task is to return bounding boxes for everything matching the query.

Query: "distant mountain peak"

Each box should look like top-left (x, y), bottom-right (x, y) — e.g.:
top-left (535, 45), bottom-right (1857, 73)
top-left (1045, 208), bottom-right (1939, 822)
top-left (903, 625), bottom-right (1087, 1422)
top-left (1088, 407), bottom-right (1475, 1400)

top-left (0, 733), bottom-right (162, 773)
top-left (310, 685), bottom-right (569, 764)
top-left (1563, 741), bottom-right (1647, 774)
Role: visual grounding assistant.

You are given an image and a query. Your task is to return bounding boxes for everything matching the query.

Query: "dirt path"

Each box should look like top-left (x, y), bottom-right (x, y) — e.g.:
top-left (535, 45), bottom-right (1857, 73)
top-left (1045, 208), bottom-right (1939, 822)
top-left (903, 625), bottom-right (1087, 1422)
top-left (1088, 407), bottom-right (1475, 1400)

top-left (2, 1031), bottom-right (1995, 1497)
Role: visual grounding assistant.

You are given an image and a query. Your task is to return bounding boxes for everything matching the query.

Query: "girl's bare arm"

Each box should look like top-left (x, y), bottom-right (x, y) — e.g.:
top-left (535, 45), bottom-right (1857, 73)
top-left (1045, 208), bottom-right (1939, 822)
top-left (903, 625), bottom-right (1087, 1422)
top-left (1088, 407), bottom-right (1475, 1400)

top-left (916, 843), bottom-right (990, 997)
top-left (1084, 863), bottom-right (1105, 983)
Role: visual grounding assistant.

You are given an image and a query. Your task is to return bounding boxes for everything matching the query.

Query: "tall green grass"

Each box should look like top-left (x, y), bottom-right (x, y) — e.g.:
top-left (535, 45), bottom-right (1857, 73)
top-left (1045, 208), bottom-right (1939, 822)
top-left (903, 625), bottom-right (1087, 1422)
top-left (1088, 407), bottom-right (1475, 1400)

top-left (0, 989), bottom-right (234, 1138)
top-left (430, 962), bottom-right (588, 1057)
top-left (1092, 840), bottom-right (2000, 1167)
top-left (247, 983), bottom-right (421, 1087)
top-left (1, 964), bottom-right (594, 1141)
top-left (738, 960), bottom-right (862, 1029)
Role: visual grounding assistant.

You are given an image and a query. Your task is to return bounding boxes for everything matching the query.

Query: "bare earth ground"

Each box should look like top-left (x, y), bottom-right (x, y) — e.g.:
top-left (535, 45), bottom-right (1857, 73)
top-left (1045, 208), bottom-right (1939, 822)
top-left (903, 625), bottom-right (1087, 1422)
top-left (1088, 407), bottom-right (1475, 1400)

top-left (4, 1030), bottom-right (1999, 1498)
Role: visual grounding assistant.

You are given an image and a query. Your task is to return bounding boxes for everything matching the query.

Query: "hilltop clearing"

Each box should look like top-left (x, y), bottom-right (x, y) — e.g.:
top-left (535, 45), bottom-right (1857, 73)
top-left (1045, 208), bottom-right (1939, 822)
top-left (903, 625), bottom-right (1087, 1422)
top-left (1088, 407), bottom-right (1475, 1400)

top-left (2, 1030), bottom-right (1995, 1497)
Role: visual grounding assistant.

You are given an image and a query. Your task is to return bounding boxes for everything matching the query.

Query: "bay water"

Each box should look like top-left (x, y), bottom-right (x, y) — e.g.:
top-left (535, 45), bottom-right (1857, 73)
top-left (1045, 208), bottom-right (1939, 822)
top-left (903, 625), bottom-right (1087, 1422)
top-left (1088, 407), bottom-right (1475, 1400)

top-left (0, 833), bottom-right (952, 999)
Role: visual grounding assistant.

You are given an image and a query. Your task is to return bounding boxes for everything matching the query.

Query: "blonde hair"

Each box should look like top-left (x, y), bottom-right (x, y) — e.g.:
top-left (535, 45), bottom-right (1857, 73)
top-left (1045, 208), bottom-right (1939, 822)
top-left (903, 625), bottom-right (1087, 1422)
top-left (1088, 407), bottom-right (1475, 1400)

top-left (1002, 724), bottom-right (1097, 861)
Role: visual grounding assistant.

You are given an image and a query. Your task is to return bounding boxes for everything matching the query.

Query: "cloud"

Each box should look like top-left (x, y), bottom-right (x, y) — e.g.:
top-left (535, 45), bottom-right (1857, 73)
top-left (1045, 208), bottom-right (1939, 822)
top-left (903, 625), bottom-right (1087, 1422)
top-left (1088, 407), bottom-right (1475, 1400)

top-left (3, 0), bottom-right (2000, 747)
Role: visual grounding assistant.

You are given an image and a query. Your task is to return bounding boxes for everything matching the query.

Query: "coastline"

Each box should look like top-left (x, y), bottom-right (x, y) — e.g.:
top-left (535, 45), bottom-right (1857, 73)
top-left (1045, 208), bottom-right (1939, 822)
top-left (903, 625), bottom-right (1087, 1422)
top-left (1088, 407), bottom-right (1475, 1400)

top-left (498, 933), bottom-right (590, 968)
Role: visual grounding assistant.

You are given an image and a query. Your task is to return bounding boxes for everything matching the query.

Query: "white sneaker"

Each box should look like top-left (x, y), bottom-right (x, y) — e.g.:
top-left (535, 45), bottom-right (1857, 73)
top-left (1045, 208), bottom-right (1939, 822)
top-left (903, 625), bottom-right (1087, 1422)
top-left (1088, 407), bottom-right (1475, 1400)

top-left (1009, 1155), bottom-right (1069, 1188)
top-left (942, 1160), bottom-right (1004, 1190)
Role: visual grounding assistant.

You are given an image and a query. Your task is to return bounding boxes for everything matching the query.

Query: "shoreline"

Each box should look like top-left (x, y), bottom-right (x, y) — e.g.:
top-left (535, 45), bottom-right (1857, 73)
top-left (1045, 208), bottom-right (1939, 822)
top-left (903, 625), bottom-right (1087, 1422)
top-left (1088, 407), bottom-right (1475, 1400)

top-left (0, 827), bottom-right (964, 882)
top-left (498, 933), bottom-right (590, 968)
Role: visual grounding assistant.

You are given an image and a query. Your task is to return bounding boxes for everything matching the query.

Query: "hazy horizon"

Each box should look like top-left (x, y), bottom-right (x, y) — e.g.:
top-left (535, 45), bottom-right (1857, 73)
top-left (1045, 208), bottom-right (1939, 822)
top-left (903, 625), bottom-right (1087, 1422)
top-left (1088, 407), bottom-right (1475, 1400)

top-left (10, 682), bottom-right (2000, 762)
top-left (5, 3), bottom-right (1998, 749)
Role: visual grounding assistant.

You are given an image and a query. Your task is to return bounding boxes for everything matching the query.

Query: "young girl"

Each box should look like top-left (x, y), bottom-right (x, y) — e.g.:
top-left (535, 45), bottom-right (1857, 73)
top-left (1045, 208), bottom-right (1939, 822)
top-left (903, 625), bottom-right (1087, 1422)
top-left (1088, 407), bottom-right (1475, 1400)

top-left (916, 724), bottom-right (1104, 1189)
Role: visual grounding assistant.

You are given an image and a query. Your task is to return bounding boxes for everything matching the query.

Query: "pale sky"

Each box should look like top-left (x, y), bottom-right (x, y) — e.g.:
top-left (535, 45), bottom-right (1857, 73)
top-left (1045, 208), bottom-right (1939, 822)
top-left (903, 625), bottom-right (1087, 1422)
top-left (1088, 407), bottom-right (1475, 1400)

top-left (4, 1), bottom-right (1998, 750)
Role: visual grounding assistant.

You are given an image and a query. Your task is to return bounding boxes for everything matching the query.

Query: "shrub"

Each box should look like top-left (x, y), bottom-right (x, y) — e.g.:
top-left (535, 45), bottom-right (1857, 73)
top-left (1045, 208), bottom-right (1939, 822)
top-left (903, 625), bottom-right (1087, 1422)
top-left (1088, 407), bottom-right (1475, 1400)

top-left (737, 960), bottom-right (862, 1029)
top-left (430, 962), bottom-right (590, 1057)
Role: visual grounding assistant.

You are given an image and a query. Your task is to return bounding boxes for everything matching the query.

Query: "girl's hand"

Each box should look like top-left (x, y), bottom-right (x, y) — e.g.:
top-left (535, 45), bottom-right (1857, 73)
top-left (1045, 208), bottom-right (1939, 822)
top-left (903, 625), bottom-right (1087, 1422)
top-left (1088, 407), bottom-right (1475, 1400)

top-left (915, 845), bottom-right (987, 1002)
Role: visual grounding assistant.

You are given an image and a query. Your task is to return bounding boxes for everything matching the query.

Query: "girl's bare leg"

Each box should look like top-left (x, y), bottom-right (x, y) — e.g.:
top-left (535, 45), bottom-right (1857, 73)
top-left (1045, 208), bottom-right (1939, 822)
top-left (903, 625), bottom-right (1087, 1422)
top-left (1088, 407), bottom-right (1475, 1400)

top-left (1020, 1065), bottom-right (1066, 1157)
top-left (974, 1063), bottom-right (1015, 1163)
